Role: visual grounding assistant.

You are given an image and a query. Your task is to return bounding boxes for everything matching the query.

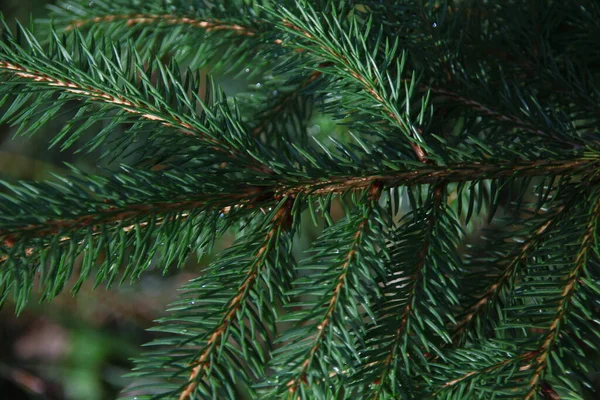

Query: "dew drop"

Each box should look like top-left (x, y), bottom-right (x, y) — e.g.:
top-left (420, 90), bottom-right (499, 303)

top-left (432, 22), bottom-right (437, 28)
top-left (272, 90), bottom-right (279, 96)
top-left (189, 300), bottom-right (196, 305)
top-left (309, 124), bottom-right (321, 134)
top-left (255, 82), bottom-right (262, 88)
top-left (181, 329), bottom-right (188, 333)
top-left (245, 68), bottom-right (250, 73)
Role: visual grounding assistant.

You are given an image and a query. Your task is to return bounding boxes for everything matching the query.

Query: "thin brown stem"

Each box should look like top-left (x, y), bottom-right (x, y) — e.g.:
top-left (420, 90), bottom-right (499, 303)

top-left (451, 206), bottom-right (567, 342)
top-left (428, 86), bottom-right (577, 147)
top-left (2, 157), bottom-right (596, 254)
top-left (0, 61), bottom-right (272, 174)
top-left (435, 351), bottom-right (536, 396)
top-left (65, 13), bottom-right (256, 36)
top-left (286, 184), bottom-right (382, 396)
top-left (178, 200), bottom-right (292, 400)
top-left (370, 185), bottom-right (444, 398)
top-left (522, 197), bottom-right (600, 400)
top-left (279, 157), bottom-right (599, 197)
top-left (0, 189), bottom-right (260, 250)
top-left (0, 62), bottom-right (206, 138)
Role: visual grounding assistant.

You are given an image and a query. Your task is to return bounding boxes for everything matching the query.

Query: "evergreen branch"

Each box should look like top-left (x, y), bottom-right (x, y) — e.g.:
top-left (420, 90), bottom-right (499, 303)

top-left (434, 350), bottom-right (536, 395)
top-left (3, 157), bottom-right (594, 246)
top-left (354, 186), bottom-right (463, 398)
top-left (429, 86), bottom-right (578, 148)
top-left (369, 187), bottom-right (443, 399)
top-left (131, 199), bottom-right (295, 399)
top-left (2, 2), bottom-right (600, 398)
top-left (433, 191), bottom-right (600, 397)
top-left (0, 192), bottom-right (245, 242)
top-left (48, 0), bottom-right (280, 76)
top-left (0, 56), bottom-right (208, 140)
top-left (285, 184), bottom-right (382, 396)
top-left (265, 184), bottom-right (388, 399)
top-left (368, 186), bottom-right (444, 399)
top-left (0, 22), bottom-right (273, 172)
top-left (451, 206), bottom-right (568, 342)
top-left (179, 199), bottom-right (293, 400)
top-left (0, 167), bottom-right (257, 309)
top-left (270, 3), bottom-right (432, 162)
top-left (65, 14), bottom-right (256, 36)
top-left (0, 58), bottom-right (214, 142)
top-left (522, 196), bottom-right (600, 399)
top-left (280, 156), bottom-right (600, 197)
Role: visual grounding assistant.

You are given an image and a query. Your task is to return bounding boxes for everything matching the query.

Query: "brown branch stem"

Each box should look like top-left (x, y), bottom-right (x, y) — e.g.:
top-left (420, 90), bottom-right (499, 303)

top-left (65, 13), bottom-right (256, 36)
top-left (451, 206), bottom-right (567, 342)
top-left (436, 351), bottom-right (537, 394)
top-left (427, 86), bottom-right (577, 147)
top-left (0, 190), bottom-right (259, 248)
top-left (286, 184), bottom-right (382, 396)
top-left (522, 197), bottom-right (600, 400)
top-left (0, 62), bottom-right (207, 138)
top-left (370, 185), bottom-right (444, 398)
top-left (279, 157), bottom-right (599, 197)
top-left (0, 61), bottom-right (273, 174)
top-left (2, 157), bottom-right (597, 252)
top-left (178, 200), bottom-right (292, 400)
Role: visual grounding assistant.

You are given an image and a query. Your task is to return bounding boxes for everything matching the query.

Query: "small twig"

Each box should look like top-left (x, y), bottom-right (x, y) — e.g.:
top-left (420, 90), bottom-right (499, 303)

top-left (179, 199), bottom-right (293, 400)
top-left (286, 183), bottom-right (382, 395)
top-left (523, 197), bottom-right (600, 399)
top-left (65, 13), bottom-right (256, 36)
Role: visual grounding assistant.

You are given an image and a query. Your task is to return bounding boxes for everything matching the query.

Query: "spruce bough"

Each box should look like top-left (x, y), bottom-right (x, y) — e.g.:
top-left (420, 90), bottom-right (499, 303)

top-left (1, 1), bottom-right (599, 398)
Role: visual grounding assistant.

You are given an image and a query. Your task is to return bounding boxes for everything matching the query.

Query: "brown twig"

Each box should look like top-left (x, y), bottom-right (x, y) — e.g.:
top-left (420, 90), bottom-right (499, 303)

top-left (65, 13), bottom-right (256, 36)
top-left (451, 208), bottom-right (565, 342)
top-left (0, 188), bottom-right (263, 260)
top-left (369, 184), bottom-right (444, 398)
top-left (2, 157), bottom-right (596, 260)
top-left (286, 183), bottom-right (382, 396)
top-left (427, 86), bottom-right (578, 148)
top-left (0, 61), bottom-right (273, 174)
top-left (178, 199), bottom-right (293, 400)
top-left (436, 351), bottom-right (536, 395)
top-left (278, 157), bottom-right (599, 198)
top-left (522, 197), bottom-right (600, 400)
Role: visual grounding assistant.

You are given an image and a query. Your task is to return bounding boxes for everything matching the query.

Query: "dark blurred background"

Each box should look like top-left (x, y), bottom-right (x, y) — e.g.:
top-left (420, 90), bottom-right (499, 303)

top-left (0, 2), bottom-right (214, 399)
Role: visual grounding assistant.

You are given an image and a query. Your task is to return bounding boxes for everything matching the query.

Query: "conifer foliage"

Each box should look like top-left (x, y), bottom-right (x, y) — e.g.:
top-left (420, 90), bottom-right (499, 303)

top-left (1, 0), bottom-right (600, 398)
